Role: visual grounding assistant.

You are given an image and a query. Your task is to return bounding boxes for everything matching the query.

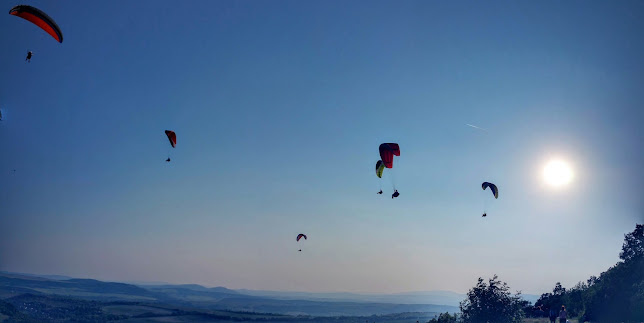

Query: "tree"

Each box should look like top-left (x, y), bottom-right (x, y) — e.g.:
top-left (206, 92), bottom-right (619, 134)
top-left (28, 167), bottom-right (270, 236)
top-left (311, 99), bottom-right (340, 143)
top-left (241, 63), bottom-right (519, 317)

top-left (459, 275), bottom-right (525, 323)
top-left (428, 312), bottom-right (458, 323)
top-left (620, 224), bottom-right (643, 263)
top-left (552, 282), bottom-right (565, 296)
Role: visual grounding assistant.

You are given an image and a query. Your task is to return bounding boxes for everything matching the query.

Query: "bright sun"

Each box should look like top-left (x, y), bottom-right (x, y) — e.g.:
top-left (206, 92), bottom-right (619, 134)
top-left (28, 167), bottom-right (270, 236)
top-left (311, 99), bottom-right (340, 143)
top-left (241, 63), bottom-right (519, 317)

top-left (543, 160), bottom-right (574, 187)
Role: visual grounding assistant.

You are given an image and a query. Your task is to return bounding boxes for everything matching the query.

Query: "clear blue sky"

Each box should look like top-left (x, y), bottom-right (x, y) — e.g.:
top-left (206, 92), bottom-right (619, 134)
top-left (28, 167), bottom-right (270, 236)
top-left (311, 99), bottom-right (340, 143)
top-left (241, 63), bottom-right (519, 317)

top-left (1, 0), bottom-right (642, 295)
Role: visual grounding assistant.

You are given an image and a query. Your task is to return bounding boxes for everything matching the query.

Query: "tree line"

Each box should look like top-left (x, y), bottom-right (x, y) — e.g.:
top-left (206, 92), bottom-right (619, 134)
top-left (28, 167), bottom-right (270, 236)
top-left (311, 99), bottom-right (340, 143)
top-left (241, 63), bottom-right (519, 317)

top-left (429, 223), bottom-right (643, 323)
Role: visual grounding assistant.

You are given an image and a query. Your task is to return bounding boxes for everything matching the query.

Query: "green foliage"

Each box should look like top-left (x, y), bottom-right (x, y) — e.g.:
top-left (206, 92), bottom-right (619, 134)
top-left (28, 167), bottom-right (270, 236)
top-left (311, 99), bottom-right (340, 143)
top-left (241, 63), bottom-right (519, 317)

top-left (428, 312), bottom-right (458, 323)
top-left (459, 275), bottom-right (525, 323)
top-left (620, 224), bottom-right (644, 262)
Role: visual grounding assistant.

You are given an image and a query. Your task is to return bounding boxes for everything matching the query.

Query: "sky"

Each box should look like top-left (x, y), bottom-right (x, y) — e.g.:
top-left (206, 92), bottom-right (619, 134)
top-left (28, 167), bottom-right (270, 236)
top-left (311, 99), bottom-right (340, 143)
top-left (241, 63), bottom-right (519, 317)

top-left (1, 0), bottom-right (643, 295)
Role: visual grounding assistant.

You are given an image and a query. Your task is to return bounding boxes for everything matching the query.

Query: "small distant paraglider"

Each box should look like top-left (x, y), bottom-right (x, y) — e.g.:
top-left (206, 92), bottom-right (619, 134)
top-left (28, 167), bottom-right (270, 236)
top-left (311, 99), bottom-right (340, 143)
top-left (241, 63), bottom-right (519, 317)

top-left (376, 143), bottom-right (400, 197)
top-left (376, 160), bottom-right (384, 194)
top-left (0, 109), bottom-right (3, 121)
top-left (9, 5), bottom-right (63, 43)
top-left (26, 51), bottom-right (32, 62)
top-left (297, 233), bottom-right (307, 251)
top-left (165, 130), bottom-right (176, 162)
top-left (481, 182), bottom-right (498, 217)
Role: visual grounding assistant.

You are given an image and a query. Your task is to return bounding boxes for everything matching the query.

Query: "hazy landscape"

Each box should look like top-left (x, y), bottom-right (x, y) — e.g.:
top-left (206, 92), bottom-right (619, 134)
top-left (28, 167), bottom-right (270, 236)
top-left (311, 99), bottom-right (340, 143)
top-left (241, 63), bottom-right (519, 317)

top-left (0, 271), bottom-right (459, 321)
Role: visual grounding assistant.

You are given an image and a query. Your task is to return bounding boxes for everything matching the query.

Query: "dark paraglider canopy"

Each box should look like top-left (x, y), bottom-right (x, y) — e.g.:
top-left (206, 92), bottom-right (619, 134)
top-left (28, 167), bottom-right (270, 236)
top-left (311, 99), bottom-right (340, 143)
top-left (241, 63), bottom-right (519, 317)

top-left (482, 182), bottom-right (499, 199)
top-left (165, 130), bottom-right (176, 148)
top-left (296, 234), bottom-right (307, 241)
top-left (9, 5), bottom-right (63, 43)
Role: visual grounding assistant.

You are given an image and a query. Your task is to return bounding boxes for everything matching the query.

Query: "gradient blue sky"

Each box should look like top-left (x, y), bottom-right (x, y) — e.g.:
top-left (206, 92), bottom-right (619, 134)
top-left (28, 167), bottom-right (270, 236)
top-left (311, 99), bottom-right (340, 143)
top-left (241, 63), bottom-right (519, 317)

top-left (1, 0), bottom-right (642, 295)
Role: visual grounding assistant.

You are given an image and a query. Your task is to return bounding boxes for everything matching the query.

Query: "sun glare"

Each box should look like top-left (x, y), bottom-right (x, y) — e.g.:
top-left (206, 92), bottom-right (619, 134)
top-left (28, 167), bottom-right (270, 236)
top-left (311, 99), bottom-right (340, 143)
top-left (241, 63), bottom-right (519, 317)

top-left (543, 159), bottom-right (574, 187)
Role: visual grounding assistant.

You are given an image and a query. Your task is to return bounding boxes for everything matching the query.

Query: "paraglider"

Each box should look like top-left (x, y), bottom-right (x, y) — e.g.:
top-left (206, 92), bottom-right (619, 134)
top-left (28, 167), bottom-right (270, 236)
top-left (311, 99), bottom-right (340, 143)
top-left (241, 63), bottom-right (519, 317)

top-left (376, 143), bottom-right (400, 196)
top-left (296, 233), bottom-right (307, 252)
top-left (481, 182), bottom-right (498, 217)
top-left (9, 5), bottom-right (63, 43)
top-left (26, 51), bottom-right (32, 62)
top-left (164, 130), bottom-right (176, 162)
top-left (375, 160), bottom-right (386, 194)
top-left (0, 109), bottom-right (3, 121)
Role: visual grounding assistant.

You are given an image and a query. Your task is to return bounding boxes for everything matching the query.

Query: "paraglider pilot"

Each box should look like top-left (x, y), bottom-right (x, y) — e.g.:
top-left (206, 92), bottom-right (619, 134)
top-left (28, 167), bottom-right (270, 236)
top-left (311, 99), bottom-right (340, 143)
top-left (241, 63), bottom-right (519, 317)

top-left (26, 51), bottom-right (32, 62)
top-left (392, 190), bottom-right (399, 199)
top-left (377, 190), bottom-right (383, 194)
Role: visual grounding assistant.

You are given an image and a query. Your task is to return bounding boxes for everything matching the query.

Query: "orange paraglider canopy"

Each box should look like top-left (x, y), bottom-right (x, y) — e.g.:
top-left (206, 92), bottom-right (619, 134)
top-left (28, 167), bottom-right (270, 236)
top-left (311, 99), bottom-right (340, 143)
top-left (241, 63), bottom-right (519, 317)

top-left (9, 5), bottom-right (63, 43)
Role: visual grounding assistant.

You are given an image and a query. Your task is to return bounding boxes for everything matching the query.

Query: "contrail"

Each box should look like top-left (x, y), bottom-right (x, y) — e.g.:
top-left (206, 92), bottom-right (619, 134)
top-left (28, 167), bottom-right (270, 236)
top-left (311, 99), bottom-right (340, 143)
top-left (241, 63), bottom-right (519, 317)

top-left (466, 124), bottom-right (488, 132)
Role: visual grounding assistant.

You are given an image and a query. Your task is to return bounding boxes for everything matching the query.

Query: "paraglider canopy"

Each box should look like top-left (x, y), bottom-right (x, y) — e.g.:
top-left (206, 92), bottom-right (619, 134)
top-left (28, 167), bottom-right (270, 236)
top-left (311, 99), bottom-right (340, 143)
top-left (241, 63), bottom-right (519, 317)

top-left (375, 160), bottom-right (385, 178)
top-left (296, 234), bottom-right (307, 241)
top-left (482, 182), bottom-right (498, 199)
top-left (9, 5), bottom-right (63, 43)
top-left (379, 143), bottom-right (400, 168)
top-left (165, 130), bottom-right (176, 148)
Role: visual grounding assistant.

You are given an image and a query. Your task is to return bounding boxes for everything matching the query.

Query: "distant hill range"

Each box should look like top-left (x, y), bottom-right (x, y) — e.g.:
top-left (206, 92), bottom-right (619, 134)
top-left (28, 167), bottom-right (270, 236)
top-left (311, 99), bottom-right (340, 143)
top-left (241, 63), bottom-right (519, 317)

top-left (235, 289), bottom-right (467, 306)
top-left (0, 271), bottom-right (459, 318)
top-left (0, 270), bottom-right (539, 306)
top-left (235, 289), bottom-right (540, 306)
